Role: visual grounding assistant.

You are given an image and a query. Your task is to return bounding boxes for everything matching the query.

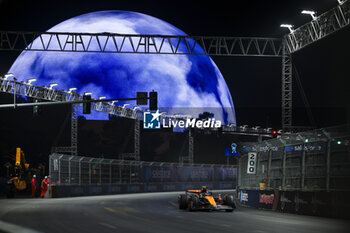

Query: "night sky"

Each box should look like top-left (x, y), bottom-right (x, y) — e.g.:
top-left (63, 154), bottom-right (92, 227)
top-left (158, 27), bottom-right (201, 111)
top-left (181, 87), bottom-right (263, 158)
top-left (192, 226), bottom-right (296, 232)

top-left (0, 0), bottom-right (349, 128)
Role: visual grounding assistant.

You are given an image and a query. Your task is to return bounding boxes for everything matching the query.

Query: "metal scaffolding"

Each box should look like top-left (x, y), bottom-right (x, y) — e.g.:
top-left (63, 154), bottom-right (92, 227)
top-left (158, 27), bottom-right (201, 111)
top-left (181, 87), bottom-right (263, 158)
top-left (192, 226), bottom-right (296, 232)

top-left (1, 0), bottom-right (349, 134)
top-left (281, 42), bottom-right (293, 132)
top-left (0, 78), bottom-right (143, 119)
top-left (285, 0), bottom-right (350, 53)
top-left (238, 125), bottom-right (350, 192)
top-left (0, 32), bottom-right (283, 57)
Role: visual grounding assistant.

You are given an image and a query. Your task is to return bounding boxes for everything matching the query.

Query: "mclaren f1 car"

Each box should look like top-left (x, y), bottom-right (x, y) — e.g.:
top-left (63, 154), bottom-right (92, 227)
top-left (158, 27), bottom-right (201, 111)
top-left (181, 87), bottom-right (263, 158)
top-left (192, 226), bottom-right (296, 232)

top-left (178, 187), bottom-right (236, 212)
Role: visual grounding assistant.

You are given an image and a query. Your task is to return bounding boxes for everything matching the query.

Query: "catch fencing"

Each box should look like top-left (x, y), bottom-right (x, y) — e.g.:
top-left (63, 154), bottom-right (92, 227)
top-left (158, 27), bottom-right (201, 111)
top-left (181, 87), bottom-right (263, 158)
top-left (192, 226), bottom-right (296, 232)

top-left (238, 125), bottom-right (350, 192)
top-left (49, 154), bottom-right (237, 187)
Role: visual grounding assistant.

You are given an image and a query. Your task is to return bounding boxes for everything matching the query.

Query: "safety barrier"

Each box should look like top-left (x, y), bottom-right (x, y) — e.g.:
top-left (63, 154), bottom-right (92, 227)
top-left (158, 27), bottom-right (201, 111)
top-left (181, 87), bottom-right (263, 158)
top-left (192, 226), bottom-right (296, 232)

top-left (51, 182), bottom-right (236, 198)
top-left (238, 189), bottom-right (350, 219)
top-left (49, 154), bottom-right (237, 185)
top-left (49, 154), bottom-right (237, 198)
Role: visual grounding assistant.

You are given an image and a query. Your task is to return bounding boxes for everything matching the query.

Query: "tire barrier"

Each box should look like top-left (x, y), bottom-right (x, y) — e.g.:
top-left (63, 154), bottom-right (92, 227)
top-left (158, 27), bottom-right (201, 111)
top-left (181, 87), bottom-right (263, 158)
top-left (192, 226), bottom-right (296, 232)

top-left (51, 182), bottom-right (236, 198)
top-left (239, 189), bottom-right (350, 219)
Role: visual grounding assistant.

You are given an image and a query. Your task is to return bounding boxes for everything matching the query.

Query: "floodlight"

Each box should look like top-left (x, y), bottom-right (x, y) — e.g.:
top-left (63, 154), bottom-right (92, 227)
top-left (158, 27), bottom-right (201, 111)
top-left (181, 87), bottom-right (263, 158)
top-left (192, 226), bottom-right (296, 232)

top-left (301, 10), bottom-right (317, 20)
top-left (68, 87), bottom-right (77, 93)
top-left (27, 78), bottom-right (37, 85)
top-left (48, 83), bottom-right (58, 89)
top-left (337, 141), bottom-right (342, 145)
top-left (3, 73), bottom-right (14, 80)
top-left (84, 92), bottom-right (92, 96)
top-left (133, 106), bottom-right (140, 110)
top-left (122, 103), bottom-right (130, 108)
top-left (109, 100), bottom-right (118, 105)
top-left (338, 0), bottom-right (345, 5)
top-left (305, 138), bottom-right (309, 143)
top-left (280, 24), bottom-right (294, 33)
top-left (98, 96), bottom-right (106, 100)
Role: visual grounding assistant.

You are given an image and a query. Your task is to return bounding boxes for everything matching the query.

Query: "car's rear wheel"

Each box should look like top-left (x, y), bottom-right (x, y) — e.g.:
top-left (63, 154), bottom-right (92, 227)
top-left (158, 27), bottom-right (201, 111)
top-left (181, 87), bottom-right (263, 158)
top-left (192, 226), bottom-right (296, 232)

top-left (178, 194), bottom-right (188, 209)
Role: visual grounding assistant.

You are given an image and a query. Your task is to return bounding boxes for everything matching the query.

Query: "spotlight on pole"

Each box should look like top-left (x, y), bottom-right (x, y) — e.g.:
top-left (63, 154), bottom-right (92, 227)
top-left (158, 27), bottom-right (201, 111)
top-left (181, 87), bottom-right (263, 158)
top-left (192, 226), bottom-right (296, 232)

top-left (280, 24), bottom-right (294, 33)
top-left (301, 10), bottom-right (317, 20)
top-left (26, 78), bottom-right (37, 85)
top-left (68, 87), bottom-right (77, 93)
top-left (122, 103), bottom-right (130, 108)
top-left (98, 96), bottom-right (106, 100)
top-left (48, 83), bottom-right (58, 89)
top-left (3, 73), bottom-right (14, 80)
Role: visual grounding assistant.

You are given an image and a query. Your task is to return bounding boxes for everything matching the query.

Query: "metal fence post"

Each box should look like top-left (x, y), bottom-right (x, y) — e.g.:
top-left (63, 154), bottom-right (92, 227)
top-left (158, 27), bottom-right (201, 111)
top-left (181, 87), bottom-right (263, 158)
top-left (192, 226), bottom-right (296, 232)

top-left (79, 157), bottom-right (83, 185)
top-left (280, 139), bottom-right (287, 190)
top-left (119, 165), bottom-right (122, 184)
top-left (89, 158), bottom-right (93, 185)
top-left (49, 155), bottom-right (52, 182)
top-left (322, 129), bottom-right (332, 192)
top-left (301, 143), bottom-right (306, 190)
top-left (326, 139), bottom-right (331, 192)
top-left (58, 155), bottom-right (63, 184)
top-left (68, 156), bottom-right (73, 184)
top-left (109, 160), bottom-right (113, 185)
top-left (267, 149), bottom-right (272, 188)
top-left (99, 159), bottom-right (102, 184)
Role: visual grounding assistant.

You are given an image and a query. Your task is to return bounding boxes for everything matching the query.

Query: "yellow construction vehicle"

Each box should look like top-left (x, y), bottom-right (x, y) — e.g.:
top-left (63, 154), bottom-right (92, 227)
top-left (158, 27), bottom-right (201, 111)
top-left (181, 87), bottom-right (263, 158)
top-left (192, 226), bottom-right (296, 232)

top-left (5, 148), bottom-right (32, 198)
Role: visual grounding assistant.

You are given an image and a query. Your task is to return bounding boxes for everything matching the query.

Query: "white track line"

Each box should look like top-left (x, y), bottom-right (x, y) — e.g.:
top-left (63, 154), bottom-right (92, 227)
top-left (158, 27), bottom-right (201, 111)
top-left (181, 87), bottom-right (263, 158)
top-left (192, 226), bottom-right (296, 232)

top-left (0, 220), bottom-right (43, 233)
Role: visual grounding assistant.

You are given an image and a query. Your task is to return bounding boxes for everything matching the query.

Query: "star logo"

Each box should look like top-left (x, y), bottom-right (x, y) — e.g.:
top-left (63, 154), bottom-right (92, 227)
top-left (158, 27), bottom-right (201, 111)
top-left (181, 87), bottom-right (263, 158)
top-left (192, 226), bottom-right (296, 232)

top-left (143, 110), bottom-right (161, 129)
top-left (150, 110), bottom-right (162, 122)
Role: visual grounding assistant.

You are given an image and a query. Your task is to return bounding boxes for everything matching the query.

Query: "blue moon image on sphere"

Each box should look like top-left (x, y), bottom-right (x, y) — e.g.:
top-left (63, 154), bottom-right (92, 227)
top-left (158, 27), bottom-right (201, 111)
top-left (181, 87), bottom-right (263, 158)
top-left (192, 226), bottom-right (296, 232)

top-left (9, 10), bottom-right (236, 124)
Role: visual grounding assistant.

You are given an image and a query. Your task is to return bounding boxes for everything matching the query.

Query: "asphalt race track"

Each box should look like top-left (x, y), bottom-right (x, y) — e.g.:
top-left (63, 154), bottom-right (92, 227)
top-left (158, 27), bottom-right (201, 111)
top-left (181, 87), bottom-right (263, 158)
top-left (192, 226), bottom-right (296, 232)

top-left (0, 191), bottom-right (349, 233)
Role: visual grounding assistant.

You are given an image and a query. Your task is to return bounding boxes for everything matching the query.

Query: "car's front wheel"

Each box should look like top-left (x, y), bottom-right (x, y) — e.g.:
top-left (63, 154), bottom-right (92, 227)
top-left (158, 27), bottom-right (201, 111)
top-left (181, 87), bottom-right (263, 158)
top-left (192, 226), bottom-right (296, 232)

top-left (224, 195), bottom-right (236, 209)
top-left (188, 195), bottom-right (199, 211)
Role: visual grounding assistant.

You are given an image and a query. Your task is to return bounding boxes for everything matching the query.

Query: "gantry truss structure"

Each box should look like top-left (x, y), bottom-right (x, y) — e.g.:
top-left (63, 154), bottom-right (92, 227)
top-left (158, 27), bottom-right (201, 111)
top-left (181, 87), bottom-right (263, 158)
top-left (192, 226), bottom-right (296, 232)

top-left (0, 0), bottom-right (349, 163)
top-left (0, 32), bottom-right (283, 57)
top-left (0, 78), bottom-right (274, 161)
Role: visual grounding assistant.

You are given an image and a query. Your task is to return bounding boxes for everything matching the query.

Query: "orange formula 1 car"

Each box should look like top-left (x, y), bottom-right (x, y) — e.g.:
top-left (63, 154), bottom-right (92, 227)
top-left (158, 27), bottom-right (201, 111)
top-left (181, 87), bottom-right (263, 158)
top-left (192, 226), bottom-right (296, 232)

top-left (178, 186), bottom-right (236, 212)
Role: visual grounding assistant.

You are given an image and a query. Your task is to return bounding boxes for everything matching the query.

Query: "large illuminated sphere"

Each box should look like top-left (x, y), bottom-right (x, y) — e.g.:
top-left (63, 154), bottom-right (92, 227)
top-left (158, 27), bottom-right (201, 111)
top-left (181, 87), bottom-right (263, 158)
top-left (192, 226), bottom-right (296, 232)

top-left (9, 11), bottom-right (236, 123)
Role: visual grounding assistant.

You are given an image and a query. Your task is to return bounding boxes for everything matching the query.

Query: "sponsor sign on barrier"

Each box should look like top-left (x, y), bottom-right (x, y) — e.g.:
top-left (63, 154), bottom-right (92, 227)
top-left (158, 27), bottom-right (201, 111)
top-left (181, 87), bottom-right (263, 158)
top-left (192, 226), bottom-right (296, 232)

top-left (259, 190), bottom-right (275, 209)
top-left (240, 189), bottom-right (260, 208)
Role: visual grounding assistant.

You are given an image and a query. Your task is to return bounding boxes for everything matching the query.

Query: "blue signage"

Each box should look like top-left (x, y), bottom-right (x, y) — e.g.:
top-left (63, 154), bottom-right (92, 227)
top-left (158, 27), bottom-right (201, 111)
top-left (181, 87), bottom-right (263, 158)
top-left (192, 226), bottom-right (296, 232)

top-left (225, 143), bottom-right (240, 156)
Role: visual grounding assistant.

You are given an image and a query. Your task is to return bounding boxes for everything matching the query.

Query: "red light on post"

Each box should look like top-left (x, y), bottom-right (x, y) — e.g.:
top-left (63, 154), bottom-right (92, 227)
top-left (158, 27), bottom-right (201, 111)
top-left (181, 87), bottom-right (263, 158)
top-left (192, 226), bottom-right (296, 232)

top-left (272, 130), bottom-right (278, 138)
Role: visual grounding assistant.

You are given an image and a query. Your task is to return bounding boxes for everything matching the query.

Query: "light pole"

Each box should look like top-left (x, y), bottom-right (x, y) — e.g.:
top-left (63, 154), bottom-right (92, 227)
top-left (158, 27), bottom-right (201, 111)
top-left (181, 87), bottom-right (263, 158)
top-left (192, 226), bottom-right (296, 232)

top-left (68, 87), bottom-right (77, 93)
top-left (48, 83), bottom-right (58, 89)
top-left (26, 78), bottom-right (37, 85)
top-left (301, 10), bottom-right (317, 20)
top-left (280, 24), bottom-right (294, 33)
